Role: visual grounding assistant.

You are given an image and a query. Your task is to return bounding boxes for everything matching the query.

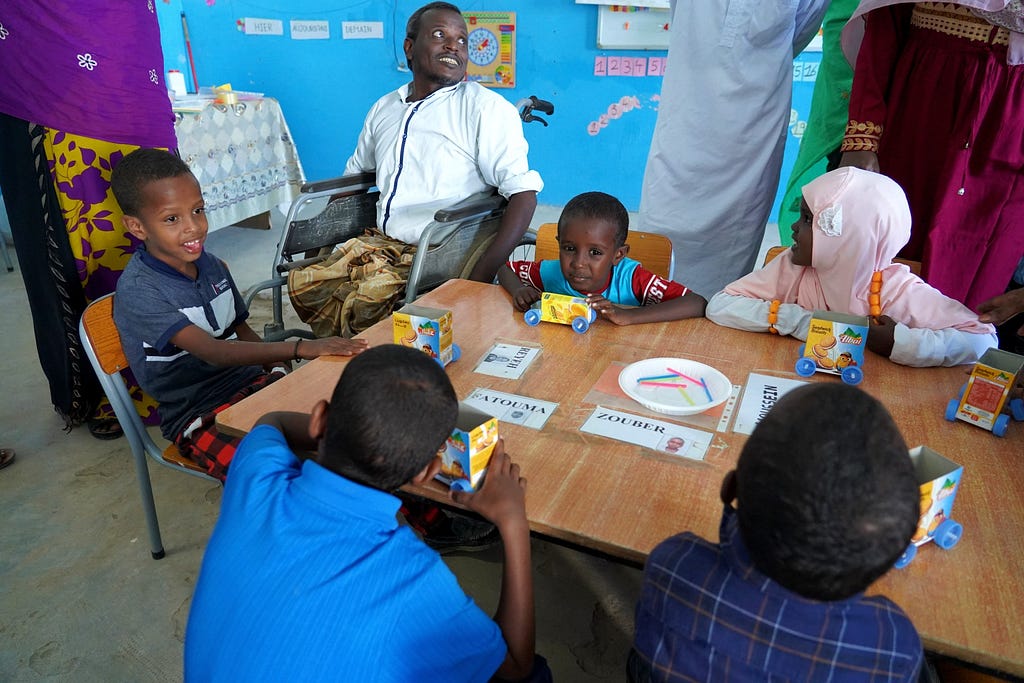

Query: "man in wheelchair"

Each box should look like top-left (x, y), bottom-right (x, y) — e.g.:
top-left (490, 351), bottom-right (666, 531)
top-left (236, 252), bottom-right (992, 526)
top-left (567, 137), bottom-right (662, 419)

top-left (287, 1), bottom-right (543, 337)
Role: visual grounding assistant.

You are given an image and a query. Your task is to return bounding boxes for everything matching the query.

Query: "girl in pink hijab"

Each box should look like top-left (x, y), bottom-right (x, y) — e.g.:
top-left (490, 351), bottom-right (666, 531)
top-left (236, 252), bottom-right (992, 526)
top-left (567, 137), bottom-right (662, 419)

top-left (706, 168), bottom-right (997, 367)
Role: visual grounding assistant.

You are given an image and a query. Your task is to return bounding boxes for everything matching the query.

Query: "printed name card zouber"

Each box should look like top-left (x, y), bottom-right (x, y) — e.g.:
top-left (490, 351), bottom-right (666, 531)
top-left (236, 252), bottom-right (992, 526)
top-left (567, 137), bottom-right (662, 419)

top-left (580, 406), bottom-right (712, 461)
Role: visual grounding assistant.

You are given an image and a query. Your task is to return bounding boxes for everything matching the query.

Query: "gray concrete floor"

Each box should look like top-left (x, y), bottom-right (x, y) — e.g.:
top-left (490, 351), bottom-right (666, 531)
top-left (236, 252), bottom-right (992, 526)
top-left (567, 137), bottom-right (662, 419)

top-left (0, 210), bottom-right (781, 682)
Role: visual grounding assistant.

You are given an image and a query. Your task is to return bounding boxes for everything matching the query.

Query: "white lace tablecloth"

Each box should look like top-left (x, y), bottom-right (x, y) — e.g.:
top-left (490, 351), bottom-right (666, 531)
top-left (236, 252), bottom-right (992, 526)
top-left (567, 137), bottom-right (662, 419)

top-left (174, 97), bottom-right (305, 231)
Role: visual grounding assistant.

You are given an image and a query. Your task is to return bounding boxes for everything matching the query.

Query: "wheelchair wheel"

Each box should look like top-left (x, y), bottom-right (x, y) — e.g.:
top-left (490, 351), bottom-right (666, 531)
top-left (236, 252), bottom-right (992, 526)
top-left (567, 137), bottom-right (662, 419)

top-left (572, 316), bottom-right (590, 334)
top-left (524, 309), bottom-right (541, 326)
top-left (840, 366), bottom-right (863, 386)
top-left (795, 357), bottom-right (816, 377)
top-left (933, 519), bottom-right (963, 550)
top-left (944, 399), bottom-right (960, 422)
top-left (894, 544), bottom-right (916, 569)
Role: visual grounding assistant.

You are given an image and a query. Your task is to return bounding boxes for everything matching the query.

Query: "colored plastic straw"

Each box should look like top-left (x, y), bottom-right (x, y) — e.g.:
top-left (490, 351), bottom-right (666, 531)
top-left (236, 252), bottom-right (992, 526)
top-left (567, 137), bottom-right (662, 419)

top-left (678, 387), bottom-right (695, 405)
top-left (666, 367), bottom-right (701, 384)
top-left (699, 378), bottom-right (713, 402)
top-left (638, 380), bottom-right (689, 388)
top-left (637, 374), bottom-right (678, 382)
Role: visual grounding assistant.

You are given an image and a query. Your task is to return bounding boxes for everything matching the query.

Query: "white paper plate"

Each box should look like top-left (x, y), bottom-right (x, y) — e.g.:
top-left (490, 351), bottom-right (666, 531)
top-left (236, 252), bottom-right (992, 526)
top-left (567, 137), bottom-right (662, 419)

top-left (618, 357), bottom-right (731, 416)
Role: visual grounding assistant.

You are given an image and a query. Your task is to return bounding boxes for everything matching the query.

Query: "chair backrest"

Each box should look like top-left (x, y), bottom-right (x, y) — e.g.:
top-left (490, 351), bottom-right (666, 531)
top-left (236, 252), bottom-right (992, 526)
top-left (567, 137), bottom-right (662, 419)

top-left (762, 244), bottom-right (922, 275)
top-left (533, 223), bottom-right (675, 280)
top-left (79, 294), bottom-right (211, 477)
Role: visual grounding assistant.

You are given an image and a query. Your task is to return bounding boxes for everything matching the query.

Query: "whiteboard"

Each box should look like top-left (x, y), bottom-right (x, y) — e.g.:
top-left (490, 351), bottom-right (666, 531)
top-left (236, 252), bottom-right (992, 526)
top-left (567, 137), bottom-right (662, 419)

top-left (597, 6), bottom-right (671, 50)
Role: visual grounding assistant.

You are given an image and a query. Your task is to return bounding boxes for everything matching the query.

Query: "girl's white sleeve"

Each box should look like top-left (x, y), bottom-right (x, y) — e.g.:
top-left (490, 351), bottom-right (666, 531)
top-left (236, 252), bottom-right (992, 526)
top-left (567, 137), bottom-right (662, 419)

top-left (890, 324), bottom-right (998, 367)
top-left (706, 292), bottom-right (813, 340)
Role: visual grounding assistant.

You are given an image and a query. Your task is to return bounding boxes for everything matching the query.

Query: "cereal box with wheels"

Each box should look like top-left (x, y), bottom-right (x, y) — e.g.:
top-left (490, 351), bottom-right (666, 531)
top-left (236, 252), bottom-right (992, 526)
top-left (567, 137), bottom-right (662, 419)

top-left (393, 304), bottom-right (461, 367)
top-left (524, 292), bottom-right (596, 334)
top-left (795, 311), bottom-right (868, 386)
top-left (944, 348), bottom-right (1024, 438)
top-left (894, 446), bottom-right (964, 569)
top-left (437, 404), bottom-right (499, 493)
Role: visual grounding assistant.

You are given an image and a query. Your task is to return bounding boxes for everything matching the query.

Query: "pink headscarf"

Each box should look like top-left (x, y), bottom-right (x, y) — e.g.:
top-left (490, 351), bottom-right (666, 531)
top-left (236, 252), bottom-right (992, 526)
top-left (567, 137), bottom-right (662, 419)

top-left (724, 167), bottom-right (995, 334)
top-left (841, 0), bottom-right (1024, 66)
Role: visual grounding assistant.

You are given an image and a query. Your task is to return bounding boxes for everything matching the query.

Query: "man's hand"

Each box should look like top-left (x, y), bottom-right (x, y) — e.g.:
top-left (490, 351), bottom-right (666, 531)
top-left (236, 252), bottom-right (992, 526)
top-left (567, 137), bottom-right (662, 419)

top-left (977, 288), bottom-right (1024, 335)
top-left (868, 315), bottom-right (897, 357)
top-left (451, 440), bottom-right (526, 531)
top-left (839, 150), bottom-right (881, 173)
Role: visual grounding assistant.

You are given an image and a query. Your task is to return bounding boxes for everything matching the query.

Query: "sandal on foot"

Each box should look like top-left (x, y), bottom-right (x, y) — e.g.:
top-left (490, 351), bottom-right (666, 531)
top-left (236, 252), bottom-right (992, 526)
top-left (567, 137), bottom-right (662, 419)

top-left (0, 448), bottom-right (14, 470)
top-left (87, 418), bottom-right (123, 441)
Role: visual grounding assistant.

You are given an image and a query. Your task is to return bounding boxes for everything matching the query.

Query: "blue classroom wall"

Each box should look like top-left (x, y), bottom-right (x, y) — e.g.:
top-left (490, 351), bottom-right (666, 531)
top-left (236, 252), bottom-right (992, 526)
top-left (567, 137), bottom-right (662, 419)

top-left (156, 1), bottom-right (819, 219)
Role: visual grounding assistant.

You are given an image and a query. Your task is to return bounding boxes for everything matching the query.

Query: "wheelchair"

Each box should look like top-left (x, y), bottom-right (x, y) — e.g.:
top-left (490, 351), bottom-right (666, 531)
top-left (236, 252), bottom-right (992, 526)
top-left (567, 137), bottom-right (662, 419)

top-left (245, 96), bottom-right (554, 342)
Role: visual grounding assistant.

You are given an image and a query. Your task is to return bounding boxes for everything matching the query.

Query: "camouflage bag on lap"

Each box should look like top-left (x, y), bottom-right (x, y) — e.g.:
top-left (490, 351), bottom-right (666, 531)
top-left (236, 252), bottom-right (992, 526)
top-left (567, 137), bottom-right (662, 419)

top-left (288, 230), bottom-right (415, 338)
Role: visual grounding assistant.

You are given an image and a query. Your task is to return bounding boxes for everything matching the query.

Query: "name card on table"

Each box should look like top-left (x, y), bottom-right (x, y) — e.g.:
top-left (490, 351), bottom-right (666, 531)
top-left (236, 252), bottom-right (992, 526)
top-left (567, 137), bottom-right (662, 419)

top-left (580, 406), bottom-right (711, 461)
top-left (464, 388), bottom-right (557, 430)
top-left (474, 343), bottom-right (541, 380)
top-left (732, 373), bottom-right (808, 436)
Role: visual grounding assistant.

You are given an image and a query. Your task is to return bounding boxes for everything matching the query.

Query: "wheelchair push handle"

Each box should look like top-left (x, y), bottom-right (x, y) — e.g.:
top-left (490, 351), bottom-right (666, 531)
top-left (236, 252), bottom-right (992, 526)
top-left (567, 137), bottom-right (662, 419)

top-left (515, 95), bottom-right (554, 126)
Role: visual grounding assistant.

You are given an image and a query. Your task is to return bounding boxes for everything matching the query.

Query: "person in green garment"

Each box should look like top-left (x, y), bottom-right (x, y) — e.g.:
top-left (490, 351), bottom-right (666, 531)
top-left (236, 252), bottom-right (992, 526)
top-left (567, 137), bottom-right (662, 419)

top-left (778, 0), bottom-right (860, 244)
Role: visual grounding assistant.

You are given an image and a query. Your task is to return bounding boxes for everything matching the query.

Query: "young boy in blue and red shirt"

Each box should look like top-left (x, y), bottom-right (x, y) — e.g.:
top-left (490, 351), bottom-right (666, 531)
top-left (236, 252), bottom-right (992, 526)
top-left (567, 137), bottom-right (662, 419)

top-left (630, 383), bottom-right (924, 682)
top-left (498, 191), bottom-right (706, 325)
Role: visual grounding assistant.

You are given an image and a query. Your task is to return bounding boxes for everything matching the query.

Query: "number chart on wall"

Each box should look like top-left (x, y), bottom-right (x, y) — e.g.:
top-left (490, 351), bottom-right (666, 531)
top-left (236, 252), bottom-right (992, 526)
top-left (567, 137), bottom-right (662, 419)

top-left (463, 12), bottom-right (516, 88)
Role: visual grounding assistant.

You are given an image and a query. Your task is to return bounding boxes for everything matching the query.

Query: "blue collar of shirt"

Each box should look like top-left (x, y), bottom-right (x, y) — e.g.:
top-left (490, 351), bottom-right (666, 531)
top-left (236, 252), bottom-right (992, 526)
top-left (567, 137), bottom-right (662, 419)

top-left (293, 459), bottom-right (402, 530)
top-left (720, 505), bottom-right (866, 605)
top-left (137, 245), bottom-right (214, 281)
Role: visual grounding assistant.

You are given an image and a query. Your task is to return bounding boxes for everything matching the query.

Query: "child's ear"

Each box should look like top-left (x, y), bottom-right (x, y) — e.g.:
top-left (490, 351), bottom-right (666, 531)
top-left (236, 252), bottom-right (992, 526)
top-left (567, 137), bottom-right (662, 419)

top-left (410, 456), bottom-right (443, 485)
top-left (122, 215), bottom-right (147, 242)
top-left (308, 400), bottom-right (330, 442)
top-left (612, 243), bottom-right (630, 265)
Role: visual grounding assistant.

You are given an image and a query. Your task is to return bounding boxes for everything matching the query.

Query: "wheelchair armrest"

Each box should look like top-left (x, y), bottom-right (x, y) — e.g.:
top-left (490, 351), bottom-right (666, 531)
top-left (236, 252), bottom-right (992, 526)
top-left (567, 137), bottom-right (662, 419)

top-left (433, 191), bottom-right (507, 223)
top-left (242, 275), bottom-right (287, 309)
top-left (300, 171), bottom-right (376, 195)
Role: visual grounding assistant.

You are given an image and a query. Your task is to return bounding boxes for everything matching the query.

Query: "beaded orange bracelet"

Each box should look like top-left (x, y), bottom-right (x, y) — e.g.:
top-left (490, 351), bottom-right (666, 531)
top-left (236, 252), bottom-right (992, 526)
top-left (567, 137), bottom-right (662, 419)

top-left (869, 271), bottom-right (882, 317)
top-left (767, 299), bottom-right (781, 334)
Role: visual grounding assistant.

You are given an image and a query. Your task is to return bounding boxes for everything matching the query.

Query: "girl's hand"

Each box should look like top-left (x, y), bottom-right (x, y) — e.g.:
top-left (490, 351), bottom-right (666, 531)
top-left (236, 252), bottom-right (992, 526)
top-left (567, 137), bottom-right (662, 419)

top-left (868, 315), bottom-right (897, 357)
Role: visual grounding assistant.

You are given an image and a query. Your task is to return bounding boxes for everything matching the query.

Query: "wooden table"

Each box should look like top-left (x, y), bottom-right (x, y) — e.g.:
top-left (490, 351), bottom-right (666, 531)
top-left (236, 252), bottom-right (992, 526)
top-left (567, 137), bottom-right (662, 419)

top-left (218, 280), bottom-right (1024, 675)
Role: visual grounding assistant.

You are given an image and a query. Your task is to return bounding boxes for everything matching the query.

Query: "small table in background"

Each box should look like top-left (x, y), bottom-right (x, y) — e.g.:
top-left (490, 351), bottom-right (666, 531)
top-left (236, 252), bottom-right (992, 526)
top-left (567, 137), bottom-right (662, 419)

top-left (173, 97), bottom-right (304, 231)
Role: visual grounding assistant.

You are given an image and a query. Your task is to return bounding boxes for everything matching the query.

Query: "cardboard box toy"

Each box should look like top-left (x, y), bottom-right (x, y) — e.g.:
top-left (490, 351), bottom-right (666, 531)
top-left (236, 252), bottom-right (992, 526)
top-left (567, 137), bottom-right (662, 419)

top-left (539, 292), bottom-right (591, 326)
top-left (801, 311), bottom-right (869, 376)
top-left (393, 304), bottom-right (454, 366)
top-left (952, 348), bottom-right (1024, 432)
top-left (908, 446), bottom-right (963, 548)
top-left (437, 403), bottom-right (499, 492)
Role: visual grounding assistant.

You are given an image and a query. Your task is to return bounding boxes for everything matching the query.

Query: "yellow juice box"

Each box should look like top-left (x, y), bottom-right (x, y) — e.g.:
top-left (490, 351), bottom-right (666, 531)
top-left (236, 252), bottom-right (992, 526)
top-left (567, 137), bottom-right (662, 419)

top-left (802, 311), bottom-right (869, 376)
top-left (393, 304), bottom-right (454, 366)
top-left (953, 348), bottom-right (1024, 431)
top-left (539, 292), bottom-right (591, 325)
top-left (438, 403), bottom-right (499, 492)
top-left (908, 446), bottom-right (963, 548)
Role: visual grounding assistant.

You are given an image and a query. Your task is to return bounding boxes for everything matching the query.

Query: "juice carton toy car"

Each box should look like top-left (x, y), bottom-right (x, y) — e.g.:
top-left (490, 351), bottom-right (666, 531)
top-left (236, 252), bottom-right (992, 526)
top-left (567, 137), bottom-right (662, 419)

top-left (894, 446), bottom-right (964, 568)
top-left (795, 311), bottom-right (869, 386)
top-left (523, 292), bottom-right (597, 334)
top-left (393, 304), bottom-right (461, 367)
top-left (944, 348), bottom-right (1024, 438)
top-left (436, 403), bottom-right (499, 492)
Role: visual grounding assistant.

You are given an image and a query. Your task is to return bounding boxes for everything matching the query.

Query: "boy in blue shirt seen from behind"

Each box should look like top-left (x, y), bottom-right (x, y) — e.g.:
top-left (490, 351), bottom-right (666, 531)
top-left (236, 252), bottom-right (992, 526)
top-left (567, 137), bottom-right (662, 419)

top-left (185, 344), bottom-right (550, 683)
top-left (111, 148), bottom-right (366, 480)
top-left (630, 383), bottom-right (924, 682)
top-left (498, 191), bottom-right (706, 325)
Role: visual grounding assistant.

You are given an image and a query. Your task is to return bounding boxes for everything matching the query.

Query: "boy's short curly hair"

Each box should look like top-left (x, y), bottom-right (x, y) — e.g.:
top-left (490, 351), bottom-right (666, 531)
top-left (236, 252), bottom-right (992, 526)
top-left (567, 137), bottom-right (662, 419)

top-left (320, 345), bottom-right (458, 491)
top-left (110, 148), bottom-right (195, 217)
top-left (557, 191), bottom-right (630, 247)
top-left (735, 383), bottom-right (919, 601)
